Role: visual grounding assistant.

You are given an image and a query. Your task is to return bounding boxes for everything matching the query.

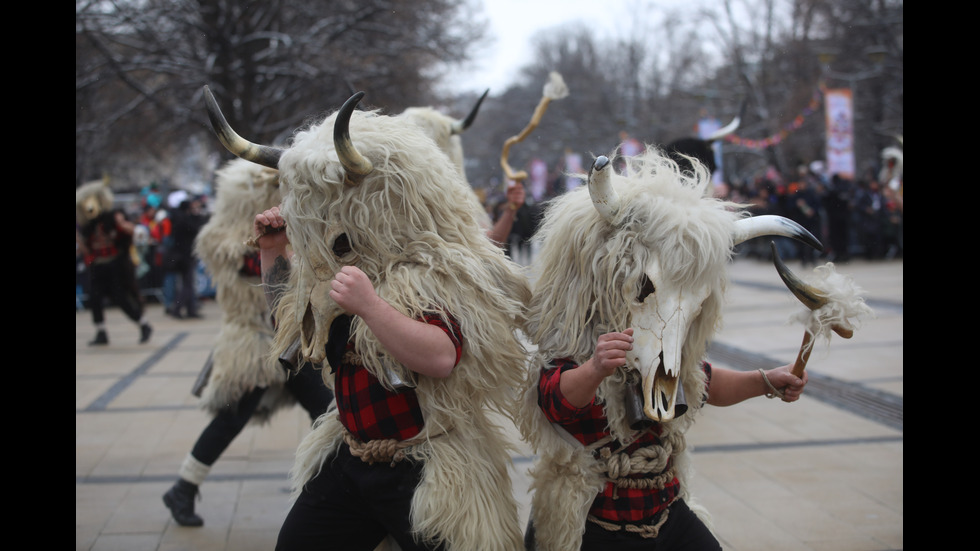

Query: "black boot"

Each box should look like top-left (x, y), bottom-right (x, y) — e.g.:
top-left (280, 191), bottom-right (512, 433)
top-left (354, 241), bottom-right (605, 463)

top-left (163, 479), bottom-right (203, 527)
top-left (88, 330), bottom-right (108, 346)
top-left (140, 323), bottom-right (153, 344)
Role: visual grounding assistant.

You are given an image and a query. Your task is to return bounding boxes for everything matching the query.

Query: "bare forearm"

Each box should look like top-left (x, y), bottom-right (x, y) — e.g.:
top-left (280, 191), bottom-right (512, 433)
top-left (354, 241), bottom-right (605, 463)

top-left (487, 206), bottom-right (516, 245)
top-left (706, 367), bottom-right (767, 406)
top-left (261, 252), bottom-right (290, 312)
top-left (557, 359), bottom-right (605, 408)
top-left (707, 364), bottom-right (806, 406)
top-left (358, 298), bottom-right (457, 379)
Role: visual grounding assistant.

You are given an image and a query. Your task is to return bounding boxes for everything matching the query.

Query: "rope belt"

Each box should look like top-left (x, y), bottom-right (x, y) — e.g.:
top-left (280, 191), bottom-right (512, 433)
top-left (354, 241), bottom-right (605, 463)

top-left (342, 422), bottom-right (451, 468)
top-left (584, 427), bottom-right (678, 537)
top-left (586, 427), bottom-right (674, 493)
top-left (587, 496), bottom-right (677, 539)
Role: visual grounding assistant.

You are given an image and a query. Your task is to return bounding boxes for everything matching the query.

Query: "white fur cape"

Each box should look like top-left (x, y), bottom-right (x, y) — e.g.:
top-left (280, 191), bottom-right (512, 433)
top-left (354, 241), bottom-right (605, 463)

top-left (516, 148), bottom-right (739, 550)
top-left (269, 107), bottom-right (532, 550)
top-left (193, 158), bottom-right (292, 421)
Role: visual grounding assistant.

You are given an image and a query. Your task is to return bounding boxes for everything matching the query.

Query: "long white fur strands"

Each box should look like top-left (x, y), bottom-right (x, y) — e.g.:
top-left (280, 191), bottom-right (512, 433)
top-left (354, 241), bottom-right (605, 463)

top-left (518, 146), bottom-right (745, 550)
top-left (789, 262), bottom-right (875, 355)
top-left (193, 158), bottom-right (290, 421)
top-left (272, 106), bottom-right (530, 550)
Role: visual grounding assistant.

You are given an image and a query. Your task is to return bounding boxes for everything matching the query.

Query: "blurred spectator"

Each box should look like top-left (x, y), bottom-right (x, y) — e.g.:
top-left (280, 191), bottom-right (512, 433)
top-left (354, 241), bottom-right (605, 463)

top-left (821, 174), bottom-right (854, 263)
top-left (152, 207), bottom-right (175, 311)
top-left (163, 196), bottom-right (208, 318)
top-left (489, 181), bottom-right (542, 266)
top-left (138, 204), bottom-right (166, 295)
top-left (140, 182), bottom-right (163, 209)
top-left (852, 177), bottom-right (887, 259)
top-left (785, 167), bottom-right (823, 267)
top-left (881, 186), bottom-right (903, 259)
top-left (76, 185), bottom-right (153, 345)
top-left (736, 178), bottom-right (779, 259)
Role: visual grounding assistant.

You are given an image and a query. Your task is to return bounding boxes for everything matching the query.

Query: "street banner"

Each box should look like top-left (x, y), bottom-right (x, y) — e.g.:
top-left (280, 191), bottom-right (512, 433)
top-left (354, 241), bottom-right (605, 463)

top-left (824, 88), bottom-right (854, 179)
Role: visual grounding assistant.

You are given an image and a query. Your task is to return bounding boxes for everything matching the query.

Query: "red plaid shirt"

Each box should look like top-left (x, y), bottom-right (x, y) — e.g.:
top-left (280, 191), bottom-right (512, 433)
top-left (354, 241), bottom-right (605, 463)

top-left (537, 358), bottom-right (712, 525)
top-left (335, 313), bottom-right (462, 442)
top-left (239, 251), bottom-right (261, 277)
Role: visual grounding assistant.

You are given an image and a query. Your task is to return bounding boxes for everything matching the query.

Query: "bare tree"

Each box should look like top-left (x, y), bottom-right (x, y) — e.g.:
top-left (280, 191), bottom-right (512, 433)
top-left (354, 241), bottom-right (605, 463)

top-left (76, 0), bottom-right (488, 189)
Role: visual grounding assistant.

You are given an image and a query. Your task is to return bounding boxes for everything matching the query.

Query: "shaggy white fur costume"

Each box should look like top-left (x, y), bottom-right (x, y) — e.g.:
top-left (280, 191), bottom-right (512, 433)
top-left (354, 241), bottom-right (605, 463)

top-left (193, 159), bottom-right (292, 421)
top-left (517, 148), bottom-right (746, 550)
top-left (268, 106), bottom-right (531, 551)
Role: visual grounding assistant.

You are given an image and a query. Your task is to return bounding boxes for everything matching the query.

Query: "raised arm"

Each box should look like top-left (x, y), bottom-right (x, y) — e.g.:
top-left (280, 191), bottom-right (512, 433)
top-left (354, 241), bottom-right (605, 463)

top-left (252, 206), bottom-right (291, 313)
top-left (706, 363), bottom-right (807, 406)
top-left (329, 265), bottom-right (457, 379)
top-left (558, 329), bottom-right (634, 408)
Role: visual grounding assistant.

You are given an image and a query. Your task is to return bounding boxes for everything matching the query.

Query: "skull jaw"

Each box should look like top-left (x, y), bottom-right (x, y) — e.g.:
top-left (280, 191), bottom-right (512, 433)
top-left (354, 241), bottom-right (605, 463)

top-left (642, 366), bottom-right (681, 422)
top-left (299, 280), bottom-right (343, 365)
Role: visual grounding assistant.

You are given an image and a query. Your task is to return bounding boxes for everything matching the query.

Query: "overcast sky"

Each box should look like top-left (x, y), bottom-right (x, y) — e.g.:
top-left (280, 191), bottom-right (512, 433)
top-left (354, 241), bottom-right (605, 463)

top-left (440, 0), bottom-right (706, 96)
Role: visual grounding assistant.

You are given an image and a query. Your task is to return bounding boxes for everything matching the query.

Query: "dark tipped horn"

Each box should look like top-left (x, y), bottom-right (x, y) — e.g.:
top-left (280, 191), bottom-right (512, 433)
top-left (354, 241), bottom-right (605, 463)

top-left (770, 242), bottom-right (828, 311)
top-left (454, 88), bottom-right (490, 134)
top-left (333, 91), bottom-right (373, 184)
top-left (203, 86), bottom-right (282, 169)
top-left (587, 155), bottom-right (619, 223)
top-left (733, 215), bottom-right (822, 252)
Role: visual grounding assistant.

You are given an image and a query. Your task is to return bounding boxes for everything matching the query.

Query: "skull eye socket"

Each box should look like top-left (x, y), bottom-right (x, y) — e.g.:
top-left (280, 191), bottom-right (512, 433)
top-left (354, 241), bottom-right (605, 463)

top-left (331, 233), bottom-right (352, 258)
top-left (637, 274), bottom-right (655, 303)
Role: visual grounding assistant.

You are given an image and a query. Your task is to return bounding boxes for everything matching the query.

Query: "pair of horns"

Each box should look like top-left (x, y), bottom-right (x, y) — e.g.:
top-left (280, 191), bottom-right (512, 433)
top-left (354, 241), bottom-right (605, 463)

top-left (586, 155), bottom-right (823, 252)
top-left (202, 85), bottom-right (372, 184)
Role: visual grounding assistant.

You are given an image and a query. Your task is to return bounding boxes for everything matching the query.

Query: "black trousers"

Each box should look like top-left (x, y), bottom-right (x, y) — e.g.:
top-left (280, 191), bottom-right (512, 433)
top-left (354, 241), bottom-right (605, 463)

top-left (88, 255), bottom-right (144, 325)
top-left (276, 442), bottom-right (444, 551)
top-left (525, 499), bottom-right (721, 551)
top-left (191, 362), bottom-right (333, 466)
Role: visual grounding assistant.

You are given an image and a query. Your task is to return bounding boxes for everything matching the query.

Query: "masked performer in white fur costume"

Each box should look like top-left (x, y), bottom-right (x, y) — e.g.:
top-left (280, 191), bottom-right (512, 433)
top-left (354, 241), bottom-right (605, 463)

top-left (161, 159), bottom-right (335, 527)
top-left (76, 180), bottom-right (153, 345)
top-left (203, 87), bottom-right (531, 551)
top-left (518, 147), bottom-right (820, 550)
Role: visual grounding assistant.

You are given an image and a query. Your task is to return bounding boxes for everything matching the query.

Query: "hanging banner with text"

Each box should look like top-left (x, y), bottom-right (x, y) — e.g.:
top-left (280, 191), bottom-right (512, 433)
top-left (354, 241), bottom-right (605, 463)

top-left (824, 88), bottom-right (854, 179)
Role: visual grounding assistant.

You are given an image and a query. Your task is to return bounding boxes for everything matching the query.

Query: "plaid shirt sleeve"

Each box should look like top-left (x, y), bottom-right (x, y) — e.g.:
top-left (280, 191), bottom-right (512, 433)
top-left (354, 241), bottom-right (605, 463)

top-left (537, 358), bottom-right (594, 423)
top-left (422, 312), bottom-right (463, 368)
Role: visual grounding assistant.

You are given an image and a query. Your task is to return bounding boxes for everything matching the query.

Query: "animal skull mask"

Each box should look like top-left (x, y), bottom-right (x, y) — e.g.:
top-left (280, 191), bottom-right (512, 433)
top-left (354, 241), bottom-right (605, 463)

top-left (587, 154), bottom-right (821, 422)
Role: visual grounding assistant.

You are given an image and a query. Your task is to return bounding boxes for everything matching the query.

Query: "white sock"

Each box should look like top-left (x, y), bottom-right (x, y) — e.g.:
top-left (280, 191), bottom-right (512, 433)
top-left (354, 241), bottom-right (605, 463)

top-left (178, 453), bottom-right (211, 486)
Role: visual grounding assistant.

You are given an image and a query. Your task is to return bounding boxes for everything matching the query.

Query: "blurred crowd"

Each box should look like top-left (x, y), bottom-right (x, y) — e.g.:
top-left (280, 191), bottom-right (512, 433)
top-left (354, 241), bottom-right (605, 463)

top-left (480, 154), bottom-right (903, 268)
top-left (720, 159), bottom-right (903, 265)
top-left (76, 182), bottom-right (213, 315)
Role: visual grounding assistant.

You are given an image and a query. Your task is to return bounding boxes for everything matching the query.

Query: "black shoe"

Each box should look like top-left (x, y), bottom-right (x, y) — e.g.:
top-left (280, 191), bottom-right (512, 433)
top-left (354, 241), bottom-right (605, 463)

top-left (166, 309), bottom-right (183, 319)
top-left (163, 479), bottom-right (203, 527)
top-left (140, 323), bottom-right (153, 344)
top-left (88, 330), bottom-right (108, 346)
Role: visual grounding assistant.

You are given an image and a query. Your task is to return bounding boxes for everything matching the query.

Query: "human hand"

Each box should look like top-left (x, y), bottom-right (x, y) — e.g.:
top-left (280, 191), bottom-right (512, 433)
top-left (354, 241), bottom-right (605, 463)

top-left (252, 206), bottom-right (288, 250)
top-left (329, 265), bottom-right (379, 316)
top-left (505, 182), bottom-right (525, 210)
top-left (764, 364), bottom-right (808, 402)
top-left (589, 328), bottom-right (634, 379)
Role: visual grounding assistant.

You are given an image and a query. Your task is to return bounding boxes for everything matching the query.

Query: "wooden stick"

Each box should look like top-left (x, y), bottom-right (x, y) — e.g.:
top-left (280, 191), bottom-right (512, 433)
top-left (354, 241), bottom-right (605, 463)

top-left (791, 324), bottom-right (853, 378)
top-left (791, 331), bottom-right (815, 378)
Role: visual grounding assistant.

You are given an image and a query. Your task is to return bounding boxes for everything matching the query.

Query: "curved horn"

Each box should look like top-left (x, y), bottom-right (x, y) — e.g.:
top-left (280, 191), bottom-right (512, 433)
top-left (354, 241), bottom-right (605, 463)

top-left (333, 91), bottom-right (373, 184)
top-left (769, 241), bottom-right (829, 311)
top-left (203, 86), bottom-right (282, 169)
top-left (588, 155), bottom-right (620, 223)
top-left (452, 89), bottom-right (489, 134)
top-left (705, 98), bottom-right (747, 142)
top-left (733, 214), bottom-right (823, 251)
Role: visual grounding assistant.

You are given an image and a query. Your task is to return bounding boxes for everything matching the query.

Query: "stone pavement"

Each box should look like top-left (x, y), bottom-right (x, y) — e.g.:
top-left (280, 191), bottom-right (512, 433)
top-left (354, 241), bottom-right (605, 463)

top-left (76, 255), bottom-right (902, 551)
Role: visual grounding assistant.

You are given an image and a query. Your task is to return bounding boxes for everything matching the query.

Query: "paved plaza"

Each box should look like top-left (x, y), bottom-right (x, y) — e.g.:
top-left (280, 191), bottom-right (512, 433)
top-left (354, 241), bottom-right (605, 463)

top-left (77, 255), bottom-right (902, 551)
